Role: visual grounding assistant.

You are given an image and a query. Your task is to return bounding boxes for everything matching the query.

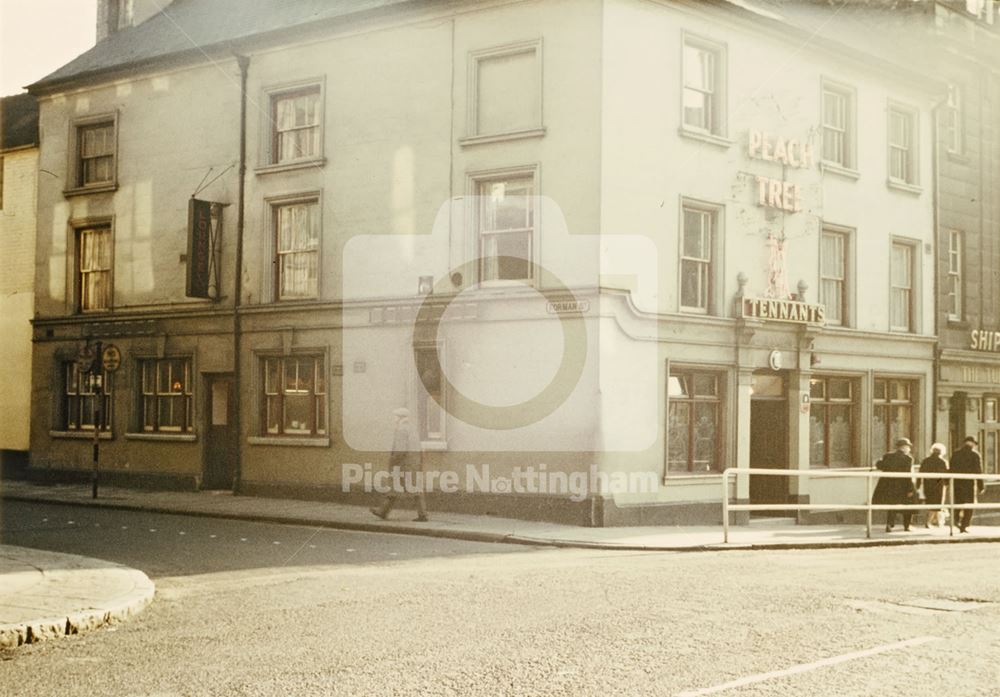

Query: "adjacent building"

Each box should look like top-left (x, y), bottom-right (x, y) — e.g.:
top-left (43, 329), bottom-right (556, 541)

top-left (0, 93), bottom-right (39, 473)
top-left (22, 0), bottom-right (998, 524)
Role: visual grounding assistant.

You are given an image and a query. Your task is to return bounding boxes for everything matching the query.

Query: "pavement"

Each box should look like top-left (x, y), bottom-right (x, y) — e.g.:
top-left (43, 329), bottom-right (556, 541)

top-left (0, 544), bottom-right (154, 650)
top-left (2, 478), bottom-right (998, 651)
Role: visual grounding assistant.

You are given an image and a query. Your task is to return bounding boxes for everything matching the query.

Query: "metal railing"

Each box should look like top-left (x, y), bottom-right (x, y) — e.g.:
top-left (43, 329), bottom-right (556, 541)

top-left (721, 467), bottom-right (1000, 543)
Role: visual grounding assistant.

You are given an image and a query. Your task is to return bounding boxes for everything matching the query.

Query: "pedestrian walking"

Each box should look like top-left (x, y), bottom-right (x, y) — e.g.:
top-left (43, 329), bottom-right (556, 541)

top-left (371, 407), bottom-right (429, 522)
top-left (919, 443), bottom-right (949, 528)
top-left (950, 436), bottom-right (984, 533)
top-left (872, 437), bottom-right (917, 532)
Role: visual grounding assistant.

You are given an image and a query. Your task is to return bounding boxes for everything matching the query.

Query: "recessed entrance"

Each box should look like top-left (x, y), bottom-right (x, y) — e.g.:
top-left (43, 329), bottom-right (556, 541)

top-left (749, 371), bottom-right (790, 514)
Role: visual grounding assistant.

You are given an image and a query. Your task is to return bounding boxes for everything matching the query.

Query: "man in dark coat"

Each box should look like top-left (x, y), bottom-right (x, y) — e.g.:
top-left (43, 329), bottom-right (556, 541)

top-left (950, 436), bottom-right (984, 533)
top-left (873, 437), bottom-right (917, 532)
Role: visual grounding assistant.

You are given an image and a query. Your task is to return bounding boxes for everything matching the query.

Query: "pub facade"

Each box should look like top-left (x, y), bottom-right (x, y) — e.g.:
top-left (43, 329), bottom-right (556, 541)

top-left (23, 0), bottom-right (975, 525)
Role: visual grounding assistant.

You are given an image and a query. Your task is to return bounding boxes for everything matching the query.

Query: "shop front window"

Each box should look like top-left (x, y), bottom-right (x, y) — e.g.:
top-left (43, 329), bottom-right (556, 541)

top-left (667, 371), bottom-right (722, 473)
top-left (872, 378), bottom-right (915, 458)
top-left (809, 377), bottom-right (856, 467)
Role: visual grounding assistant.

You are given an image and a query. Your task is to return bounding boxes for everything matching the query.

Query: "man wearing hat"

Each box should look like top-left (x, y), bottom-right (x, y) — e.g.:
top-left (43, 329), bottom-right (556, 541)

top-left (872, 437), bottom-right (917, 532)
top-left (949, 436), bottom-right (984, 533)
top-left (370, 407), bottom-right (429, 522)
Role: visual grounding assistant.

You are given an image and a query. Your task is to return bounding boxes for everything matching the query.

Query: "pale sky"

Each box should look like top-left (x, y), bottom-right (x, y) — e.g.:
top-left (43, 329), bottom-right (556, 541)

top-left (0, 0), bottom-right (97, 96)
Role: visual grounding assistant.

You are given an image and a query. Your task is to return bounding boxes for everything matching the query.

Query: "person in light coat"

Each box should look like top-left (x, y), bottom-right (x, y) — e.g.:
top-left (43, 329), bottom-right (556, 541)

top-left (371, 408), bottom-right (428, 522)
top-left (919, 443), bottom-right (949, 528)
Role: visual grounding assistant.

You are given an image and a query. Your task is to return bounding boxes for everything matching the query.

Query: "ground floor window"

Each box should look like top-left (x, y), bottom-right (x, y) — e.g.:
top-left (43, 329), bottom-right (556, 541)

top-left (262, 355), bottom-right (327, 436)
top-left (414, 345), bottom-right (445, 443)
top-left (809, 376), bottom-right (856, 467)
top-left (872, 378), bottom-right (915, 457)
top-left (139, 358), bottom-right (193, 433)
top-left (667, 370), bottom-right (722, 473)
top-left (63, 362), bottom-right (112, 431)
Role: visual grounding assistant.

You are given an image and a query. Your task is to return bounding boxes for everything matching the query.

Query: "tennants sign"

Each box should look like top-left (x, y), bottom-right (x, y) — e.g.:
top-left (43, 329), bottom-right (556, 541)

top-left (740, 296), bottom-right (826, 325)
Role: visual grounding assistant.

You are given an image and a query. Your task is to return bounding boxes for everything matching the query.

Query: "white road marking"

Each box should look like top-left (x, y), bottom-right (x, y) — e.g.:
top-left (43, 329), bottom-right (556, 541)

top-left (240, 538), bottom-right (248, 542)
top-left (676, 636), bottom-right (940, 696)
top-left (178, 531), bottom-right (186, 535)
top-left (149, 529), bottom-right (157, 533)
top-left (273, 541), bottom-right (281, 545)
top-left (346, 549), bottom-right (355, 553)
top-left (68, 521), bottom-right (75, 525)
top-left (121, 526), bottom-right (128, 530)
top-left (209, 534), bottom-right (217, 539)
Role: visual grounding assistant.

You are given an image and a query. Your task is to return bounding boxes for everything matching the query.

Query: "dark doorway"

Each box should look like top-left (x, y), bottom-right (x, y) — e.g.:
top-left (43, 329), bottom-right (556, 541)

top-left (749, 385), bottom-right (789, 514)
top-left (203, 374), bottom-right (236, 490)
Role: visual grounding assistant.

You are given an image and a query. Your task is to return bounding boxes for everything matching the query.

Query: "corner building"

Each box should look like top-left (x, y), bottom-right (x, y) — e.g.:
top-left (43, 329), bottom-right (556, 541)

top-left (27, 0), bottom-right (956, 524)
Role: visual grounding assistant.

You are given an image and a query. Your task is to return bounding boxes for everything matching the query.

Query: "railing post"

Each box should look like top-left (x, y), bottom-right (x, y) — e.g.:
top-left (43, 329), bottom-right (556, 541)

top-left (865, 469), bottom-right (872, 539)
top-left (948, 473), bottom-right (955, 538)
top-left (722, 469), bottom-right (730, 544)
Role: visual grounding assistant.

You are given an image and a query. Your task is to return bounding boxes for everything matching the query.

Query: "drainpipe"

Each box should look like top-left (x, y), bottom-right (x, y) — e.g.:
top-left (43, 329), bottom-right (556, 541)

top-left (233, 53), bottom-right (250, 493)
top-left (931, 97), bottom-right (941, 445)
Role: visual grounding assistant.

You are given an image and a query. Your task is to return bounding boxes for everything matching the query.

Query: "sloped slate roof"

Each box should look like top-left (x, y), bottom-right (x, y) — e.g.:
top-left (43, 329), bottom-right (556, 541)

top-left (29, 0), bottom-right (414, 91)
top-left (0, 93), bottom-right (39, 150)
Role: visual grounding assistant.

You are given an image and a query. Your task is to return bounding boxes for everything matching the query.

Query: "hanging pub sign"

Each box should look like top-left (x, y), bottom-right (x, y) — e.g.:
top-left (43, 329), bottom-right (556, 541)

top-left (186, 198), bottom-right (214, 299)
top-left (740, 296), bottom-right (826, 325)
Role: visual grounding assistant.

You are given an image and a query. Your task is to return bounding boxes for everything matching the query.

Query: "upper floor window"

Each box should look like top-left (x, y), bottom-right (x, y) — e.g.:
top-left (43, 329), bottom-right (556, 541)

top-left (682, 36), bottom-right (725, 136)
top-left (822, 82), bottom-right (855, 169)
top-left (890, 241), bottom-right (915, 332)
top-left (888, 104), bottom-right (918, 185)
top-left (270, 86), bottom-right (321, 165)
top-left (680, 202), bottom-right (717, 313)
top-left (76, 121), bottom-right (115, 188)
top-left (477, 175), bottom-right (534, 283)
top-left (947, 230), bottom-right (963, 321)
top-left (820, 228), bottom-right (849, 326)
top-left (466, 40), bottom-right (543, 141)
top-left (943, 84), bottom-right (963, 155)
top-left (77, 225), bottom-right (112, 312)
top-left (274, 199), bottom-right (320, 300)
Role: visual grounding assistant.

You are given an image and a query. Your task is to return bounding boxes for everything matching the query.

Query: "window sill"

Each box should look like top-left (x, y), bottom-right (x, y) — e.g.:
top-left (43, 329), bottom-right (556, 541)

top-left (50, 430), bottom-right (112, 440)
top-left (459, 127), bottom-right (546, 147)
top-left (819, 161), bottom-right (860, 180)
top-left (248, 436), bottom-right (330, 447)
top-left (945, 150), bottom-right (969, 165)
top-left (946, 318), bottom-right (969, 329)
top-left (125, 432), bottom-right (197, 442)
top-left (421, 440), bottom-right (448, 451)
top-left (886, 179), bottom-right (923, 195)
top-left (664, 472), bottom-right (722, 482)
top-left (677, 127), bottom-right (733, 149)
top-left (63, 183), bottom-right (118, 198)
top-left (254, 157), bottom-right (327, 175)
top-left (679, 306), bottom-right (710, 315)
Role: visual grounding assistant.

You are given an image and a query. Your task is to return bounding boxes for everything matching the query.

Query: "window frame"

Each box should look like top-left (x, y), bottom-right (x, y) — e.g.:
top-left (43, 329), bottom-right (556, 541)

top-left (66, 113), bottom-right (118, 195)
top-left (62, 361), bottom-right (113, 432)
top-left (820, 79), bottom-right (856, 171)
top-left (259, 354), bottom-right (328, 438)
top-left (414, 343), bottom-right (447, 447)
top-left (271, 195), bottom-right (321, 302)
top-left (468, 165), bottom-right (539, 286)
top-left (943, 83), bottom-right (963, 156)
top-left (678, 198), bottom-right (722, 315)
top-left (666, 369), bottom-right (724, 474)
top-left (73, 220), bottom-right (114, 313)
top-left (946, 229), bottom-right (963, 322)
top-left (871, 377), bottom-right (918, 457)
top-left (819, 226), bottom-right (851, 327)
top-left (808, 375), bottom-right (858, 468)
top-left (258, 78), bottom-right (326, 172)
top-left (135, 357), bottom-right (195, 434)
top-left (464, 38), bottom-right (544, 143)
top-left (887, 101), bottom-right (919, 187)
top-left (680, 32), bottom-right (727, 138)
top-left (889, 239), bottom-right (917, 333)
